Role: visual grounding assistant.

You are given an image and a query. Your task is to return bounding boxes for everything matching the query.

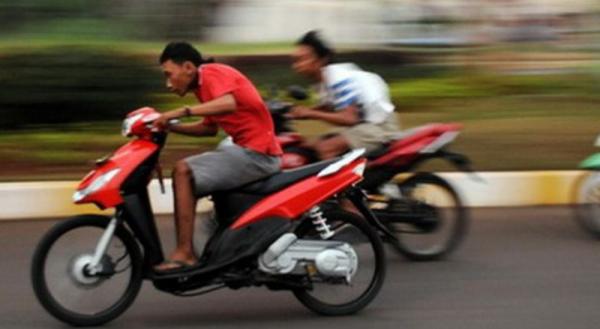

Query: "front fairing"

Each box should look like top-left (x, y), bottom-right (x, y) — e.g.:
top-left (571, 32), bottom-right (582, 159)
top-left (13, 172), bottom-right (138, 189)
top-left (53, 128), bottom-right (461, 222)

top-left (75, 139), bottom-right (159, 208)
top-left (580, 153), bottom-right (600, 170)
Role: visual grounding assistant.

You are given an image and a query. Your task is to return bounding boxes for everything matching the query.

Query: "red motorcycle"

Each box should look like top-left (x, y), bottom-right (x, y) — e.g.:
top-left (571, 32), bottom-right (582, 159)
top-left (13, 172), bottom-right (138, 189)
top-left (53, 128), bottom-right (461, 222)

top-left (268, 87), bottom-right (474, 261)
top-left (31, 107), bottom-right (388, 326)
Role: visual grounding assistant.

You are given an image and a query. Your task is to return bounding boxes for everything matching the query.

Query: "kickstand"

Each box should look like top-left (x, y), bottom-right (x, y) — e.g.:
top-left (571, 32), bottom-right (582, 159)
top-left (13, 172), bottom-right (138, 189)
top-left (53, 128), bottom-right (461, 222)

top-left (156, 162), bottom-right (165, 194)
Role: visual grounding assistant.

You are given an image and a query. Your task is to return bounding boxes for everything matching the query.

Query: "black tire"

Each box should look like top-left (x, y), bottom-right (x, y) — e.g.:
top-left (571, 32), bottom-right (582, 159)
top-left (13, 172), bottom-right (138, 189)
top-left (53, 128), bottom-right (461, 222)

top-left (574, 172), bottom-right (600, 238)
top-left (383, 172), bottom-right (468, 261)
top-left (31, 215), bottom-right (143, 326)
top-left (292, 210), bottom-right (386, 316)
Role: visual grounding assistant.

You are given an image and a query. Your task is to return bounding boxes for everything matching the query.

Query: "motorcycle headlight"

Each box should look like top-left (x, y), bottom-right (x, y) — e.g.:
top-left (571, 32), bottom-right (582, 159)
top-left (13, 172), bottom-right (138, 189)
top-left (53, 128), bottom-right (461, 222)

top-left (73, 168), bottom-right (121, 202)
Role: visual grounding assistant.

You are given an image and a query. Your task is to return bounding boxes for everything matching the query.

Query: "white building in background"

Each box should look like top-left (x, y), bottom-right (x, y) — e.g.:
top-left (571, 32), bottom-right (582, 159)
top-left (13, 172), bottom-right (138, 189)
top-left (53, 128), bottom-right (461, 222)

top-left (208, 0), bottom-right (387, 44)
top-left (207, 0), bottom-right (599, 45)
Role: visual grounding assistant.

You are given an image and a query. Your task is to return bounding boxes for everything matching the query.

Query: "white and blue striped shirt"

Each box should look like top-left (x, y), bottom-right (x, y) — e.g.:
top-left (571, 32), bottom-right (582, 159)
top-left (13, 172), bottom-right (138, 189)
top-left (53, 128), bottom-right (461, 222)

top-left (318, 63), bottom-right (395, 124)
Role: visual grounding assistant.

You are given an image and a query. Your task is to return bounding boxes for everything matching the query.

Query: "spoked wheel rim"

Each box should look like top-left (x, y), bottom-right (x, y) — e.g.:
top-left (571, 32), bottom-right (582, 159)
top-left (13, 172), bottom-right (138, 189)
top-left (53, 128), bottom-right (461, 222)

top-left (31, 215), bottom-right (143, 326)
top-left (293, 210), bottom-right (385, 315)
top-left (44, 227), bottom-right (132, 314)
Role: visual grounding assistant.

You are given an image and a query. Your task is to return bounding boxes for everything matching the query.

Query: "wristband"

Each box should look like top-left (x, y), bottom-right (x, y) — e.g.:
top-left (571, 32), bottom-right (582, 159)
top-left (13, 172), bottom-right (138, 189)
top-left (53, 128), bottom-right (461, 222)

top-left (184, 106), bottom-right (192, 117)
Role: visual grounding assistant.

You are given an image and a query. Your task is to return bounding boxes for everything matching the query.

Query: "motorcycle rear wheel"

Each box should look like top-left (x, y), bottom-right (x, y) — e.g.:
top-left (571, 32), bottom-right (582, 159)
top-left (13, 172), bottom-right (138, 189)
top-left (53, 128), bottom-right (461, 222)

top-left (379, 172), bottom-right (468, 261)
top-left (292, 210), bottom-right (386, 316)
top-left (31, 215), bottom-right (143, 326)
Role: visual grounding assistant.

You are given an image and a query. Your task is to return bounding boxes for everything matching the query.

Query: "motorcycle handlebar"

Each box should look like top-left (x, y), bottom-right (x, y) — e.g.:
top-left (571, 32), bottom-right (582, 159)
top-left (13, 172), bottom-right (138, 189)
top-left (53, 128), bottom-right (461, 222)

top-left (268, 101), bottom-right (293, 115)
top-left (144, 119), bottom-right (180, 133)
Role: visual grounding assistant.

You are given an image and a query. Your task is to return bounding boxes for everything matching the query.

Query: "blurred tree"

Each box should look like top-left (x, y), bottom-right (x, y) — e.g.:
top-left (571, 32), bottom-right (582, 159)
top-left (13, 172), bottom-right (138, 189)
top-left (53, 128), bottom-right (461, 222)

top-left (0, 0), bottom-right (222, 41)
top-left (0, 48), bottom-right (161, 129)
top-left (0, 0), bottom-right (90, 33)
top-left (114, 0), bottom-right (222, 40)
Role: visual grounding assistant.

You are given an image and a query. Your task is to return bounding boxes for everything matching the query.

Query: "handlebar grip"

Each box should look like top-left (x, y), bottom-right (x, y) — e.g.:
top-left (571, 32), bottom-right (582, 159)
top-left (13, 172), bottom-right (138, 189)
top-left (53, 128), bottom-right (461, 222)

top-left (146, 119), bottom-right (179, 133)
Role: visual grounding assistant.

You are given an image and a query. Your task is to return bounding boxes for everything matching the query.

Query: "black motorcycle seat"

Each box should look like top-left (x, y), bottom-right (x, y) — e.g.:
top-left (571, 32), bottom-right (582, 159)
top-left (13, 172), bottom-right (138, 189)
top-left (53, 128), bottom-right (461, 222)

top-left (365, 143), bottom-right (391, 160)
top-left (238, 158), bottom-right (339, 195)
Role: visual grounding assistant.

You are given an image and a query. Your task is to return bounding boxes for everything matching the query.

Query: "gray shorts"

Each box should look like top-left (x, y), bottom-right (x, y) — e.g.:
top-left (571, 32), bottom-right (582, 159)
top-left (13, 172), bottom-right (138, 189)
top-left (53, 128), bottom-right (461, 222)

top-left (184, 144), bottom-right (281, 197)
top-left (339, 114), bottom-right (400, 152)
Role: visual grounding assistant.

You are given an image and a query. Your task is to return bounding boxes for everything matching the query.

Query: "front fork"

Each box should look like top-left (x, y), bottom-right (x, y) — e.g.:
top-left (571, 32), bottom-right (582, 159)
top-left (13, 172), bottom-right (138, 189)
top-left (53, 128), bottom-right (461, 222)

top-left (87, 215), bottom-right (121, 275)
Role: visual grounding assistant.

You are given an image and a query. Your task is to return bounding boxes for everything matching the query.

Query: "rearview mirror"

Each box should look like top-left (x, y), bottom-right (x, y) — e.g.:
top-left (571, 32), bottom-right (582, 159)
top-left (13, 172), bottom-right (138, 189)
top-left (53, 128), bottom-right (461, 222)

top-left (287, 85), bottom-right (308, 101)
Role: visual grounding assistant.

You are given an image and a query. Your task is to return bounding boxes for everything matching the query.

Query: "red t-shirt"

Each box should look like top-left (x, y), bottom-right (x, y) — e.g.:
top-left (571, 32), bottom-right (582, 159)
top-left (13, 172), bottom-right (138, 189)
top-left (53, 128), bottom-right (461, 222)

top-left (196, 63), bottom-right (282, 156)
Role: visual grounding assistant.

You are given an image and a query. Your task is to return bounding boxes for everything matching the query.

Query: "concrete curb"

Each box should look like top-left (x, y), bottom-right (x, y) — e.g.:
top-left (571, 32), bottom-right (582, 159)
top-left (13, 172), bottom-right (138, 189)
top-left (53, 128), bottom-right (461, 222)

top-left (0, 180), bottom-right (213, 220)
top-left (0, 171), bottom-right (588, 220)
top-left (442, 171), bottom-right (585, 207)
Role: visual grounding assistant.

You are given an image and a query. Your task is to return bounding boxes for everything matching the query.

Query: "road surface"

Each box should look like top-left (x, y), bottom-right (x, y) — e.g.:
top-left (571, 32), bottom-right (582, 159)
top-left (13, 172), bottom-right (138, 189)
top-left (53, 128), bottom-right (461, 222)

top-left (1, 206), bottom-right (600, 329)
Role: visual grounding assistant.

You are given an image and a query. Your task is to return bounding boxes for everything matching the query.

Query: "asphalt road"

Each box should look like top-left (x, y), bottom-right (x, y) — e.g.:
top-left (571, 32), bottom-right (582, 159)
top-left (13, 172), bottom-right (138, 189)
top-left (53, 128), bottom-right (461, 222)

top-left (2, 206), bottom-right (600, 329)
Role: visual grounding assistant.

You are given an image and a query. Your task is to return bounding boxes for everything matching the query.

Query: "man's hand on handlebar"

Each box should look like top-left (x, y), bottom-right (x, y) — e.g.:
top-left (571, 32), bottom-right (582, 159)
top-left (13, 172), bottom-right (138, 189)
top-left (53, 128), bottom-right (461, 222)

top-left (153, 109), bottom-right (185, 130)
top-left (285, 105), bottom-right (314, 120)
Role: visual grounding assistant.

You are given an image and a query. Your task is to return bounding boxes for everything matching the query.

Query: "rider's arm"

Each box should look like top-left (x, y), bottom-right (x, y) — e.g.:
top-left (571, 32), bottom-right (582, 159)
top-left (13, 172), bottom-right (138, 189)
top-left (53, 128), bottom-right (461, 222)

top-left (309, 105), bottom-right (361, 126)
top-left (154, 94), bottom-right (237, 130)
top-left (173, 94), bottom-right (237, 119)
top-left (168, 121), bottom-right (218, 137)
top-left (289, 104), bottom-right (361, 126)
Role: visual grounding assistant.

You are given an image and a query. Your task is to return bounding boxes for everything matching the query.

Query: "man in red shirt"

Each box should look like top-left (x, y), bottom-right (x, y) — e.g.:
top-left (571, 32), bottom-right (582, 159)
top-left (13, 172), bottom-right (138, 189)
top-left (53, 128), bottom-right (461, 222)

top-left (153, 42), bottom-right (282, 272)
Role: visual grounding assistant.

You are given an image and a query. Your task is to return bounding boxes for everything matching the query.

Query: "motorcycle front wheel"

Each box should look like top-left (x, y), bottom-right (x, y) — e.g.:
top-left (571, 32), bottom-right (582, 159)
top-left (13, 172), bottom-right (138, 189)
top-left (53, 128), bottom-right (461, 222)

top-left (292, 210), bottom-right (386, 316)
top-left (574, 172), bottom-right (600, 238)
top-left (377, 172), bottom-right (468, 261)
top-left (31, 215), bottom-right (143, 326)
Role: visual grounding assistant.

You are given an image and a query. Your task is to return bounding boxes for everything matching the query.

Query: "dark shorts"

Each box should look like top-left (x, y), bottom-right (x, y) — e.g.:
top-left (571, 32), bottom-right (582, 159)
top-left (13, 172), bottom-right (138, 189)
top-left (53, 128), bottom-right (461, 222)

top-left (184, 143), bottom-right (281, 197)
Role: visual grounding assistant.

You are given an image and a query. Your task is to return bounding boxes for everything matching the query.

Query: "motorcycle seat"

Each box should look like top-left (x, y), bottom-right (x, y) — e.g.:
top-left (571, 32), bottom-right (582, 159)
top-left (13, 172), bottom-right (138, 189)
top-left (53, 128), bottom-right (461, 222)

top-left (238, 158), bottom-right (339, 195)
top-left (365, 143), bottom-right (391, 160)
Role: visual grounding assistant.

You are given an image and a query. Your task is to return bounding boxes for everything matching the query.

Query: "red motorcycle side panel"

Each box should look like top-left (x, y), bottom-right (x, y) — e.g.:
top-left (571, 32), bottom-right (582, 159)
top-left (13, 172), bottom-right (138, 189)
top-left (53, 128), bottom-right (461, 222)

top-left (75, 139), bottom-right (158, 208)
top-left (368, 123), bottom-right (462, 168)
top-left (231, 159), bottom-right (366, 229)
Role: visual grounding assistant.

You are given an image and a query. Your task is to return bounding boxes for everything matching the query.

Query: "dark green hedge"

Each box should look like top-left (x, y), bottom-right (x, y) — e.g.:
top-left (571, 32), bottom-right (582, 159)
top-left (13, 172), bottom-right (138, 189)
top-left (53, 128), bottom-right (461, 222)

top-left (0, 47), bottom-right (161, 129)
top-left (0, 48), bottom-right (423, 129)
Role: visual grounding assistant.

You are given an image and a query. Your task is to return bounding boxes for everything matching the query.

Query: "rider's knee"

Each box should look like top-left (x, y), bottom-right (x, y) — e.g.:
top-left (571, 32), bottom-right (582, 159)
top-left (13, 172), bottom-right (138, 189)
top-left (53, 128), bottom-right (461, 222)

top-left (173, 160), bottom-right (191, 177)
top-left (314, 142), bottom-right (332, 160)
top-left (314, 138), bottom-right (349, 160)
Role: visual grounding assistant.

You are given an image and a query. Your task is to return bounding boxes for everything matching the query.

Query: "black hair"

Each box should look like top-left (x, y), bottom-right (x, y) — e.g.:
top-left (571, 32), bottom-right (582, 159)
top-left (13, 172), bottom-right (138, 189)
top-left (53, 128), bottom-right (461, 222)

top-left (296, 30), bottom-right (334, 63)
top-left (159, 41), bottom-right (214, 66)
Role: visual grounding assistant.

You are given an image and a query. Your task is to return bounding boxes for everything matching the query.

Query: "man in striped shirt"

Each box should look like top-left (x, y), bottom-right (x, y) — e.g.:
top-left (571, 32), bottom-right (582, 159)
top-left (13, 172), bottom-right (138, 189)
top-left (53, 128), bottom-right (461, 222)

top-left (288, 31), bottom-right (399, 159)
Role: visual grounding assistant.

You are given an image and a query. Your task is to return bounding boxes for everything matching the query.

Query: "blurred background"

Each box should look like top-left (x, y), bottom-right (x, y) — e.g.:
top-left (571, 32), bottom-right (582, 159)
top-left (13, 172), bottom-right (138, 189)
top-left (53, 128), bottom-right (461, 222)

top-left (0, 0), bottom-right (599, 181)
